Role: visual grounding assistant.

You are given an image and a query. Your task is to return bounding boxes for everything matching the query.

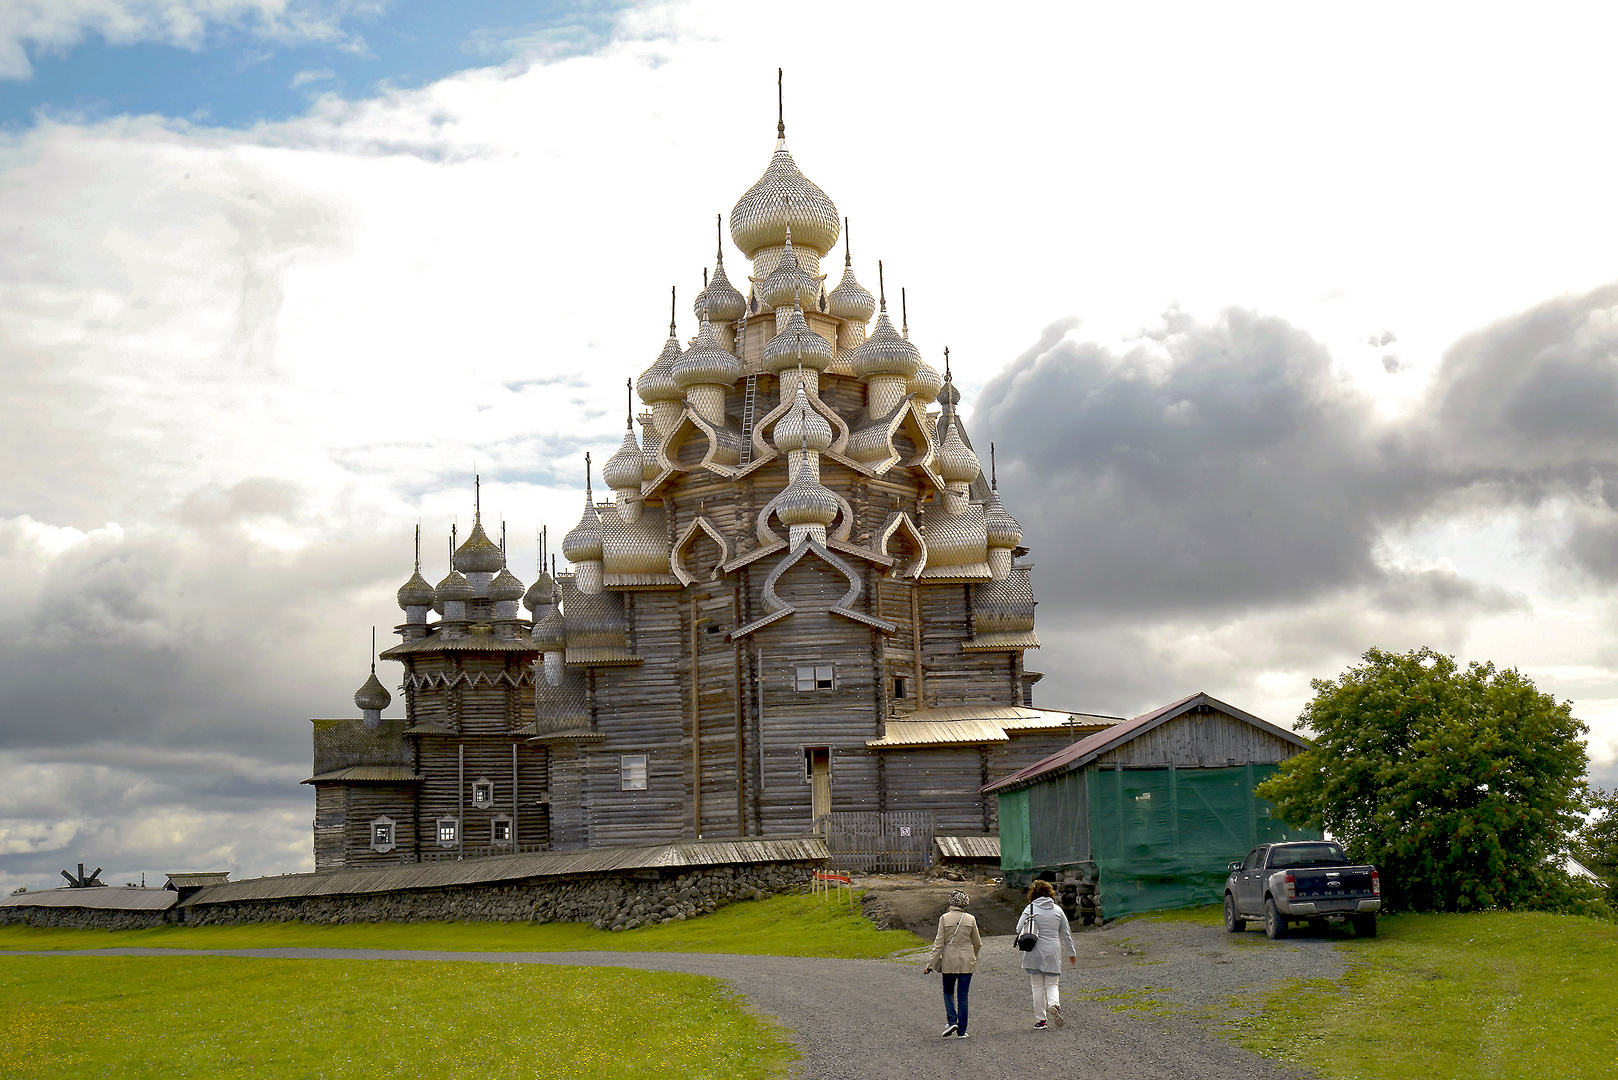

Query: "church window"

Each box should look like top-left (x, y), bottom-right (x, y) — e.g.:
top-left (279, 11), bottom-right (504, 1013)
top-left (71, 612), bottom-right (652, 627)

top-left (369, 817), bottom-right (396, 854)
top-left (471, 779), bottom-right (494, 809)
top-left (620, 754), bottom-right (648, 791)
top-left (492, 817), bottom-right (512, 843)
top-left (437, 817), bottom-right (459, 847)
top-left (893, 676), bottom-right (907, 699)
top-left (796, 665), bottom-right (834, 691)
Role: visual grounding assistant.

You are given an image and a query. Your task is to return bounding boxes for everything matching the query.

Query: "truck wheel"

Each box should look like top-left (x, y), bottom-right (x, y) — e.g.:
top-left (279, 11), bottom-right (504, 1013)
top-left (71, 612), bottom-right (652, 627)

top-left (1224, 893), bottom-right (1246, 933)
top-left (1264, 897), bottom-right (1288, 940)
top-left (1352, 914), bottom-right (1377, 938)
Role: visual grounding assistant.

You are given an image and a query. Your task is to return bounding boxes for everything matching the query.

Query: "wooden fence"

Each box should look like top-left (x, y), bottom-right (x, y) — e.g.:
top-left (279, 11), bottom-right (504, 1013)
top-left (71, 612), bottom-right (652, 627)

top-left (815, 811), bottom-right (935, 872)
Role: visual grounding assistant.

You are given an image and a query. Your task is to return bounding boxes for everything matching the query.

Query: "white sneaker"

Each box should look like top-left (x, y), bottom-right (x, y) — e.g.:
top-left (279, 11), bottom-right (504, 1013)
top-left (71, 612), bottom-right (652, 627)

top-left (1050, 1003), bottom-right (1063, 1028)
top-left (941, 1024), bottom-right (957, 1037)
top-left (957, 1032), bottom-right (970, 1039)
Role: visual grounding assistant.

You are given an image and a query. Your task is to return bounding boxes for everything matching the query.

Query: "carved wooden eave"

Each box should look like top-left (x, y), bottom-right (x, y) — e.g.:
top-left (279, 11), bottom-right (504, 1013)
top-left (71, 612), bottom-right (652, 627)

top-left (671, 515), bottom-right (732, 585)
top-left (874, 510), bottom-right (928, 578)
top-left (647, 407), bottom-right (744, 492)
top-left (729, 538), bottom-right (897, 640)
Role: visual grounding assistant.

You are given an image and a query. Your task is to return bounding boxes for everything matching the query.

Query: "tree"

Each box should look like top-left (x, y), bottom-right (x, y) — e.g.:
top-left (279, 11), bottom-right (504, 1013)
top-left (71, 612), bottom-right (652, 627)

top-left (1255, 646), bottom-right (1589, 912)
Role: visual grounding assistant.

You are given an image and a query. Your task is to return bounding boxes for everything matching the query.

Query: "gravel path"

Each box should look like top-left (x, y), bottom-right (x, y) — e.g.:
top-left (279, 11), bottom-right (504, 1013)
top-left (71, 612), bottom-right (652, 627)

top-left (15, 919), bottom-right (1348, 1080)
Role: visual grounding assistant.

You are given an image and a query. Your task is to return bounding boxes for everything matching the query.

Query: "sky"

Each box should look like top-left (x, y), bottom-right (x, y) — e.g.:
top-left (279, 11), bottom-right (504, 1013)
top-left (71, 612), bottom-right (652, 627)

top-left (4, 0), bottom-right (1618, 892)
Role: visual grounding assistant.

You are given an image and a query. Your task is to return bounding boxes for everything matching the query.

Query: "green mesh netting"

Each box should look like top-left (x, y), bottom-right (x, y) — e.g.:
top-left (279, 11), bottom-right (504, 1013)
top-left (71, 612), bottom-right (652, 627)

top-left (1090, 764), bottom-right (1320, 918)
top-left (999, 788), bottom-right (1032, 871)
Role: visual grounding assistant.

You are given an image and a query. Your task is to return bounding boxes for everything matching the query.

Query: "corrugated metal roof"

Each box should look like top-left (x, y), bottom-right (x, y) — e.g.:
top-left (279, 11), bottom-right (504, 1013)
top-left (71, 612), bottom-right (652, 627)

top-left (564, 646), bottom-right (643, 666)
top-left (1, 887), bottom-right (177, 911)
top-left (962, 631), bottom-right (1043, 651)
top-left (381, 626), bottom-right (538, 658)
top-left (164, 872), bottom-right (230, 889)
top-left (935, 835), bottom-right (1001, 859)
top-left (865, 706), bottom-right (1120, 748)
top-left (303, 765), bottom-right (423, 784)
top-left (982, 691), bottom-right (1312, 795)
top-left (185, 836), bottom-right (829, 906)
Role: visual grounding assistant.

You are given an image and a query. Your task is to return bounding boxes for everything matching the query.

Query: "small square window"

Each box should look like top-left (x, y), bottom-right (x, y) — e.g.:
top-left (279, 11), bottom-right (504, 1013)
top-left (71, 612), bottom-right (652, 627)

top-left (437, 818), bottom-right (458, 847)
top-left (492, 818), bottom-right (511, 843)
top-left (796, 665), bottom-right (834, 691)
top-left (620, 754), bottom-right (648, 791)
top-left (471, 779), bottom-right (494, 810)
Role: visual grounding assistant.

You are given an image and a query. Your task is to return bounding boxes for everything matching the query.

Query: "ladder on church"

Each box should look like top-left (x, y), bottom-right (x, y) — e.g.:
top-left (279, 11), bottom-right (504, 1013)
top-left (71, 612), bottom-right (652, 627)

top-left (738, 372), bottom-right (759, 467)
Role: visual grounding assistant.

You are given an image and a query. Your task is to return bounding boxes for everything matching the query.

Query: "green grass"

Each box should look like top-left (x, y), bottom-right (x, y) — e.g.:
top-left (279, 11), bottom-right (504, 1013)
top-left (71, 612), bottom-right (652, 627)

top-left (1224, 911), bottom-right (1618, 1080)
top-left (0, 892), bottom-right (922, 960)
top-left (0, 954), bottom-right (795, 1080)
top-left (1124, 902), bottom-right (1226, 927)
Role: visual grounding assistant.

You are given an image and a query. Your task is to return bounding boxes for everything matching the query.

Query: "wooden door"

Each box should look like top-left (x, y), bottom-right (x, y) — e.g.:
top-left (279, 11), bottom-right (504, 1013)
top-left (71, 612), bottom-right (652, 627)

top-left (808, 748), bottom-right (831, 822)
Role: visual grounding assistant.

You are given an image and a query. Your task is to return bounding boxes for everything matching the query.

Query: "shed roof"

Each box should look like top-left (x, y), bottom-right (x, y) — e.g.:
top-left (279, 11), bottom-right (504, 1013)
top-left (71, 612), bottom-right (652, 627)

top-left (981, 691), bottom-right (1311, 795)
top-left (865, 705), bottom-right (1119, 749)
top-left (302, 765), bottom-right (423, 784)
top-left (183, 836), bottom-right (828, 907)
top-left (935, 835), bottom-right (1001, 860)
top-left (0, 887), bottom-right (177, 912)
top-left (164, 872), bottom-right (231, 890)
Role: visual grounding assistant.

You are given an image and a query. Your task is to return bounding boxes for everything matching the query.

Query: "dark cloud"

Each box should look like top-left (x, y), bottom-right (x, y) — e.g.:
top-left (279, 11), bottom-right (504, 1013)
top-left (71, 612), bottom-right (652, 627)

top-left (974, 306), bottom-right (1437, 615)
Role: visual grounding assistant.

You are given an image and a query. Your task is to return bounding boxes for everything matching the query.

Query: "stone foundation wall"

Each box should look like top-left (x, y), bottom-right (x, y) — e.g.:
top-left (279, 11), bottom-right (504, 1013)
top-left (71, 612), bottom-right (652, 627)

top-left (0, 906), bottom-right (171, 931)
top-left (182, 861), bottom-right (817, 929)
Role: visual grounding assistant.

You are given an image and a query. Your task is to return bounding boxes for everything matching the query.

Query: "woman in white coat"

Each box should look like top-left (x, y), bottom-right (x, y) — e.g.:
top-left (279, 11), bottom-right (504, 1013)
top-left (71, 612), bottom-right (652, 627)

top-left (1016, 879), bottom-right (1076, 1029)
top-left (923, 889), bottom-right (982, 1038)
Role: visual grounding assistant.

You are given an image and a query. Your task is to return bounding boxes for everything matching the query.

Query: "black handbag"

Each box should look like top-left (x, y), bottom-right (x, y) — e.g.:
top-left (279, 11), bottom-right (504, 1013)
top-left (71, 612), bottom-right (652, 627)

top-left (1015, 931), bottom-right (1039, 951)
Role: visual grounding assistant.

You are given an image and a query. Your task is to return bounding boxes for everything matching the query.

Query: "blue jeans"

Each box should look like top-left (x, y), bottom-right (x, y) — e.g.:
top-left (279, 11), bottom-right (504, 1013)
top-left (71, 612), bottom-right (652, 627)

top-left (941, 972), bottom-right (972, 1034)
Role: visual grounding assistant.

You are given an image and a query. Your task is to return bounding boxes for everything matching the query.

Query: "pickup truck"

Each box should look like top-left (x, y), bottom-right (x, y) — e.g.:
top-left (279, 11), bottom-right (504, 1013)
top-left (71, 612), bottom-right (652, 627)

top-left (1224, 841), bottom-right (1380, 939)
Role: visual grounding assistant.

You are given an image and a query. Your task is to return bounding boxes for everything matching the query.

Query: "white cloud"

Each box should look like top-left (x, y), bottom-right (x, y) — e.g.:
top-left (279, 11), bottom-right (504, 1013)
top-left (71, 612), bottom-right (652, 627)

top-left (0, 1), bottom-right (380, 81)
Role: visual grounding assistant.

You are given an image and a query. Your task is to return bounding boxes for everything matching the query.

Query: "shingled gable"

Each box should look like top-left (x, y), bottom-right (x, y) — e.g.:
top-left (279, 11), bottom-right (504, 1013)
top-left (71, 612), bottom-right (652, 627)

top-left (980, 690), bottom-right (1310, 795)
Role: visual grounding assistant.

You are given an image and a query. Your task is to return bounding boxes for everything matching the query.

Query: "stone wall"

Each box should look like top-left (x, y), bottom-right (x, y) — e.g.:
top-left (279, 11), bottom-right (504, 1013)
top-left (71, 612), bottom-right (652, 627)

top-left (182, 861), bottom-right (816, 928)
top-left (0, 906), bottom-right (172, 931)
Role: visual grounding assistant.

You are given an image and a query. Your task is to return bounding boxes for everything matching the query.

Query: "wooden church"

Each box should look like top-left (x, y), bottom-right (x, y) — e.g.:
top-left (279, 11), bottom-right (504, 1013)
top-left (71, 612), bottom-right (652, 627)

top-left (306, 94), bottom-right (1111, 870)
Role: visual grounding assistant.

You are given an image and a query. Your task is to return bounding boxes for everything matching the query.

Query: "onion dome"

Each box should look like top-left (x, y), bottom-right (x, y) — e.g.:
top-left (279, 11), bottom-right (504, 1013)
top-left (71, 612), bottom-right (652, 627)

top-left (354, 668), bottom-right (392, 712)
top-left (562, 498), bottom-right (603, 564)
top-left (672, 312), bottom-right (740, 390)
top-left (776, 454), bottom-right (840, 527)
top-left (638, 294), bottom-right (684, 405)
top-left (531, 606), bottom-right (567, 653)
top-left (695, 216), bottom-right (748, 323)
top-left (909, 359), bottom-right (943, 404)
top-left (761, 300), bottom-right (834, 375)
top-left (730, 141), bottom-right (840, 258)
top-left (937, 414), bottom-right (981, 485)
top-left (489, 567), bottom-right (525, 603)
top-left (984, 488), bottom-right (1023, 550)
top-left (773, 383), bottom-right (834, 455)
top-left (939, 378), bottom-right (961, 412)
top-left (827, 254), bottom-right (876, 324)
top-left (436, 568), bottom-right (474, 605)
top-left (850, 307), bottom-right (922, 381)
top-left (603, 428), bottom-right (644, 492)
top-left (759, 226), bottom-right (820, 311)
top-left (522, 569), bottom-right (554, 613)
top-left (396, 568), bottom-right (435, 610)
top-left (452, 517), bottom-right (504, 574)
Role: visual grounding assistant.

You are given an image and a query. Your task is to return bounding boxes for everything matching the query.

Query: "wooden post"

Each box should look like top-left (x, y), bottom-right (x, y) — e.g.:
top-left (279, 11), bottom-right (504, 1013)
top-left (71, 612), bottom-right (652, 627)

top-left (733, 584), bottom-right (745, 836)
top-left (910, 586), bottom-right (924, 706)
top-left (457, 743), bottom-right (465, 860)
top-left (512, 741), bottom-right (519, 848)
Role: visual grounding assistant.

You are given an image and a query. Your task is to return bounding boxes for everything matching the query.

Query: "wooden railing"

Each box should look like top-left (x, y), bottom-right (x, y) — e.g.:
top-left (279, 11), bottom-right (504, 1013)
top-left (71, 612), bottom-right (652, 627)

top-left (417, 844), bottom-right (550, 863)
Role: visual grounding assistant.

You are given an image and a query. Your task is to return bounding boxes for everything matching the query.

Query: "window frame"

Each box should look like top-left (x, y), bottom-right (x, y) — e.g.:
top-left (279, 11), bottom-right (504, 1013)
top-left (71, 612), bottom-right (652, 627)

top-left (491, 816), bottom-right (512, 844)
top-left (470, 777), bottom-right (494, 810)
top-left (892, 675), bottom-right (907, 699)
top-left (795, 664), bottom-right (835, 691)
top-left (436, 816), bottom-right (459, 848)
top-left (620, 753), bottom-right (649, 791)
top-left (369, 816), bottom-right (396, 854)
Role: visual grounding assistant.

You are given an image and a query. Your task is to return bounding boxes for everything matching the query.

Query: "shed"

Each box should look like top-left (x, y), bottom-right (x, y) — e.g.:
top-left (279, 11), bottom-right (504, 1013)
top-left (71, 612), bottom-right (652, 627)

top-left (164, 872), bottom-right (231, 903)
top-left (0, 886), bottom-right (177, 929)
top-left (982, 691), bottom-right (1320, 920)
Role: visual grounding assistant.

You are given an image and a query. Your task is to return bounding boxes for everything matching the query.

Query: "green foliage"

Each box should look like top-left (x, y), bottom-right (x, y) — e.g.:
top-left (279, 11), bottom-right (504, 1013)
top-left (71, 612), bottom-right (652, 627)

top-left (1226, 910), bottom-right (1618, 1080)
top-left (0, 955), bottom-right (795, 1080)
top-left (1255, 646), bottom-right (1589, 912)
top-left (0, 891), bottom-right (924, 958)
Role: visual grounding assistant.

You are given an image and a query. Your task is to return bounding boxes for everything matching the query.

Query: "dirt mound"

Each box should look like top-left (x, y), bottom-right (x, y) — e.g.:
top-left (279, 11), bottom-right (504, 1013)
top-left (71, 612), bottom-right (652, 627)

top-left (856, 875), bottom-right (1028, 937)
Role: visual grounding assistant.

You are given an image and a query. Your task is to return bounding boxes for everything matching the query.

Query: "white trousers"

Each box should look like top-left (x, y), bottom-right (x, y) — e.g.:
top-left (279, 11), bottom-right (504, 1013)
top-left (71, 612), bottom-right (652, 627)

top-left (1028, 971), bottom-right (1061, 1021)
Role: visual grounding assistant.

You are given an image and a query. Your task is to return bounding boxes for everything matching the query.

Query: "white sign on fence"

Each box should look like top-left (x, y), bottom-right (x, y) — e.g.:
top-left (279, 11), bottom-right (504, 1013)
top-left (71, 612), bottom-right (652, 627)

top-left (899, 826), bottom-right (911, 837)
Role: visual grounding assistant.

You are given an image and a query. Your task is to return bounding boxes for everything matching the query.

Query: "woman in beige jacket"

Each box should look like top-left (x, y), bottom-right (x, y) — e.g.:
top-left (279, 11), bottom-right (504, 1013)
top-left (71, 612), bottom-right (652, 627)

top-left (922, 889), bottom-right (982, 1038)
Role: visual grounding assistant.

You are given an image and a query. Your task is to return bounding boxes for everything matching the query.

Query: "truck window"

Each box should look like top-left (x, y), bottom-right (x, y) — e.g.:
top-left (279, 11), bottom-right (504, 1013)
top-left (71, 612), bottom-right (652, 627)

top-left (1268, 843), bottom-right (1349, 869)
top-left (1242, 848), bottom-right (1263, 871)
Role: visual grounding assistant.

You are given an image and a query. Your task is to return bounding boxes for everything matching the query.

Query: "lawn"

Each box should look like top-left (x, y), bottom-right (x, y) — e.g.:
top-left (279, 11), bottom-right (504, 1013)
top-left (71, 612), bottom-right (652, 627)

top-left (0, 954), bottom-right (795, 1080)
top-left (1217, 909), bottom-right (1618, 1080)
top-left (0, 892), bottom-right (922, 959)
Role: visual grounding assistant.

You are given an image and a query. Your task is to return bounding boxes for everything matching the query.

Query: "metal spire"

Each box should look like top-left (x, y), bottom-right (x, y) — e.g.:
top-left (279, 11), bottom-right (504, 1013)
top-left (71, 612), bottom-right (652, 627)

top-left (843, 217), bottom-right (852, 267)
top-left (626, 377), bottom-right (634, 430)
top-left (584, 451), bottom-right (592, 501)
top-left (669, 286), bottom-right (676, 335)
top-left (413, 523), bottom-right (420, 571)
top-left (777, 68), bottom-right (785, 139)
top-left (990, 442), bottom-right (997, 489)
top-left (474, 474), bottom-right (480, 521)
top-left (877, 260), bottom-right (886, 312)
top-left (370, 626), bottom-right (376, 673)
top-left (716, 214), bottom-right (725, 264)
top-left (901, 288), bottom-right (909, 338)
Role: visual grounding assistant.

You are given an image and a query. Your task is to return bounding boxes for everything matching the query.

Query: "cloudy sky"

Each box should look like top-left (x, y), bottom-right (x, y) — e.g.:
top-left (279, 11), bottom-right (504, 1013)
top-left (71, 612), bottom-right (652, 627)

top-left (4, 1), bottom-right (1618, 892)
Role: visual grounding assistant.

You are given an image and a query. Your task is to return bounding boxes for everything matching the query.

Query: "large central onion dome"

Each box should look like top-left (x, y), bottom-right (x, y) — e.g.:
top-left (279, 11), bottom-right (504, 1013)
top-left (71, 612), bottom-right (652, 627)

top-left (452, 517), bottom-right (504, 574)
top-left (762, 300), bottom-right (833, 375)
top-left (850, 306), bottom-right (922, 380)
top-left (730, 141), bottom-right (839, 258)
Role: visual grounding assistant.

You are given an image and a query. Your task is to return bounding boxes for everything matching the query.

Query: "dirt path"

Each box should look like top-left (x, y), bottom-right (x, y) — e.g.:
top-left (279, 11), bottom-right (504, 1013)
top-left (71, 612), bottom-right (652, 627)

top-left (14, 919), bottom-right (1343, 1080)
